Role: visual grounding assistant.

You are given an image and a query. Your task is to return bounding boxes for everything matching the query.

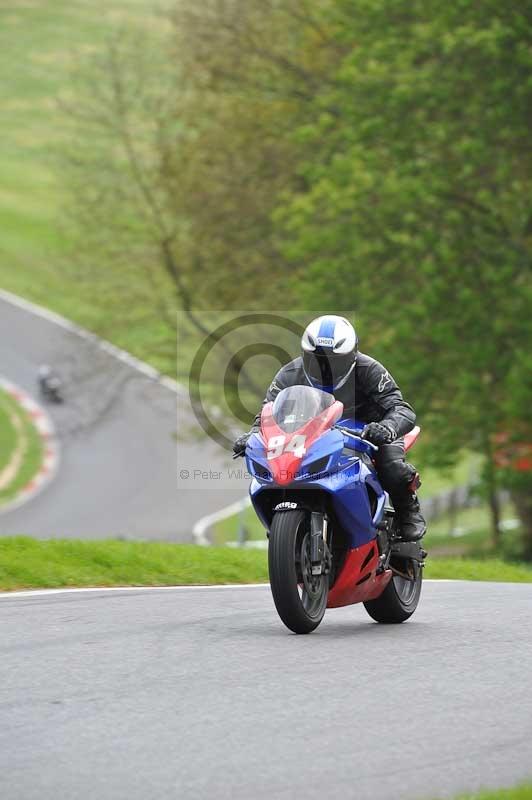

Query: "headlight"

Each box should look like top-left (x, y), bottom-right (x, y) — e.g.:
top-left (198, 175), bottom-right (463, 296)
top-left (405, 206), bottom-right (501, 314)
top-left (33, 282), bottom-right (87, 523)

top-left (302, 456), bottom-right (330, 478)
top-left (250, 459), bottom-right (271, 480)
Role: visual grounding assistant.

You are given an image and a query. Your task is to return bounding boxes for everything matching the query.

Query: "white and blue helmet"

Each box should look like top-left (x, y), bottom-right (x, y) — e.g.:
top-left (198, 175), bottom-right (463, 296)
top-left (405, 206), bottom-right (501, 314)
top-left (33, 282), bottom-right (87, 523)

top-left (301, 315), bottom-right (358, 393)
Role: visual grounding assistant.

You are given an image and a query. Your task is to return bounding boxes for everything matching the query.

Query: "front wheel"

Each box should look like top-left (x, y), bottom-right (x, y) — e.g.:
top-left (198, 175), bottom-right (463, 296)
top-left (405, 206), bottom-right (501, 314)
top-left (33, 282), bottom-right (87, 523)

top-left (364, 562), bottom-right (422, 623)
top-left (268, 510), bottom-right (328, 634)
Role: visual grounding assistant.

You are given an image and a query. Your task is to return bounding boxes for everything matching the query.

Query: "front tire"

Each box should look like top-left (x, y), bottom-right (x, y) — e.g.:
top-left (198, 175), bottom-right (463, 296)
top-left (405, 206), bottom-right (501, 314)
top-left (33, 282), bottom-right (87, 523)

top-left (268, 510), bottom-right (328, 634)
top-left (364, 562), bottom-right (422, 623)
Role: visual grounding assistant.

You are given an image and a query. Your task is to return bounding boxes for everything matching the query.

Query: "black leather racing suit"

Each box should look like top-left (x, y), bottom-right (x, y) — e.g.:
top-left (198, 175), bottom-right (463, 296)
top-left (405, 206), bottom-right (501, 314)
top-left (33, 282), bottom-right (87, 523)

top-left (254, 353), bottom-right (420, 516)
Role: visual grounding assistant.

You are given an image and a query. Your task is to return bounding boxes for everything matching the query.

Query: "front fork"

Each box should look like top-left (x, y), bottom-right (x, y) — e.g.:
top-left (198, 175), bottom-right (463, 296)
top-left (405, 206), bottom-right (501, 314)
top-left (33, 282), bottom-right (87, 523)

top-left (310, 512), bottom-right (331, 576)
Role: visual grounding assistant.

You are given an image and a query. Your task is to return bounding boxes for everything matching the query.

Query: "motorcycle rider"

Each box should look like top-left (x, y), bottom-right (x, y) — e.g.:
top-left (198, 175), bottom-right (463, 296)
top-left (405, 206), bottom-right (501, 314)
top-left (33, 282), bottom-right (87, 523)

top-left (233, 315), bottom-right (426, 541)
top-left (37, 364), bottom-right (63, 403)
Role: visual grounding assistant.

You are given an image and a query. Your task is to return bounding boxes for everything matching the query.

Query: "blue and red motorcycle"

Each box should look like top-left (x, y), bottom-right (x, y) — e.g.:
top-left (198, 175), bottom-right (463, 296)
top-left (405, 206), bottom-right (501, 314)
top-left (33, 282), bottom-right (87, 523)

top-left (243, 385), bottom-right (426, 634)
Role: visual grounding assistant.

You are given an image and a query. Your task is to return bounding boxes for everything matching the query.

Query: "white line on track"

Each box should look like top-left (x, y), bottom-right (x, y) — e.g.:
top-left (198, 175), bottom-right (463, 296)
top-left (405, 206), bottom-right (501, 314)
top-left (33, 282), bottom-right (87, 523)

top-left (193, 496), bottom-right (251, 545)
top-left (0, 584), bottom-right (271, 599)
top-left (0, 288), bottom-right (182, 395)
top-left (0, 579), bottom-right (461, 599)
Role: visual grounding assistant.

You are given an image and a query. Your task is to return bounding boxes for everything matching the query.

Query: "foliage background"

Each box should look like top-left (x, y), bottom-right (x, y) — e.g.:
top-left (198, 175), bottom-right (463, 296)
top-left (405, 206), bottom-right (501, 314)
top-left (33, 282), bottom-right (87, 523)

top-left (0, 0), bottom-right (530, 552)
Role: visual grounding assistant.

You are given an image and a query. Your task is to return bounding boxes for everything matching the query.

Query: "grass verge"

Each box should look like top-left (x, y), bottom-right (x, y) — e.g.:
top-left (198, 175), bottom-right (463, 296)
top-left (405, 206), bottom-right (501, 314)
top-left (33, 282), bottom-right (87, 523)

top-left (1, 538), bottom-right (532, 591)
top-left (0, 390), bottom-right (44, 506)
top-left (424, 558), bottom-right (532, 583)
top-left (447, 782), bottom-right (532, 799)
top-left (0, 392), bottom-right (17, 474)
top-left (0, 538), bottom-right (269, 591)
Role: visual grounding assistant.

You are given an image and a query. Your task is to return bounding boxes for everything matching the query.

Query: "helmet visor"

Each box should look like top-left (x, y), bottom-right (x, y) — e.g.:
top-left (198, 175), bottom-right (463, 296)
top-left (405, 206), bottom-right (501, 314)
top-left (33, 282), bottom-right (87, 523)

top-left (303, 350), bottom-right (355, 390)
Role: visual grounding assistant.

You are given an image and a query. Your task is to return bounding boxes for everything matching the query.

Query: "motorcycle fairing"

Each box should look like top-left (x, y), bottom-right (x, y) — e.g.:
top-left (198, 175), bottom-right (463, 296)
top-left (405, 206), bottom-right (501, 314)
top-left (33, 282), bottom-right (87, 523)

top-left (248, 427), bottom-right (387, 549)
top-left (326, 540), bottom-right (392, 608)
top-left (260, 399), bottom-right (344, 486)
top-left (404, 425), bottom-right (421, 452)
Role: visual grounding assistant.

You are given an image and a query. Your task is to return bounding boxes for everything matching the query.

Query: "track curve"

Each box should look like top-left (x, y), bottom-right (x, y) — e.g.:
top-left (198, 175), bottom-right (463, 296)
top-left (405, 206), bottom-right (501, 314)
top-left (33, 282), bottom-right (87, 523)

top-left (0, 292), bottom-right (248, 539)
top-left (1, 580), bottom-right (531, 799)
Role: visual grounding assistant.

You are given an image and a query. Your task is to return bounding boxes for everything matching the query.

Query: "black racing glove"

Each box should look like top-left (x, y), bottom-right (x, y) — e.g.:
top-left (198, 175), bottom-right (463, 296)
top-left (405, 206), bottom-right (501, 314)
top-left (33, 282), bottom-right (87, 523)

top-left (361, 420), bottom-right (397, 446)
top-left (232, 431), bottom-right (253, 457)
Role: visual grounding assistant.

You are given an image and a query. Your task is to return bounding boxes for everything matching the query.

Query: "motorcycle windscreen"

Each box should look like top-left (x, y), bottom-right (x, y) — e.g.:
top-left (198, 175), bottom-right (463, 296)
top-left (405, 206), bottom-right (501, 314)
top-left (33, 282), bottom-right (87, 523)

top-left (271, 386), bottom-right (335, 433)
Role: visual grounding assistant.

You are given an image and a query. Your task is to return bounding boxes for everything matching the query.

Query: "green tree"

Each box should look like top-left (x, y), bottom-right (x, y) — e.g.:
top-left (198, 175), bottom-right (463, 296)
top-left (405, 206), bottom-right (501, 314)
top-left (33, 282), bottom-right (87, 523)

top-left (62, 0), bottom-right (532, 551)
top-left (164, 0), bottom-right (341, 309)
top-left (61, 1), bottom-right (332, 368)
top-left (61, 26), bottom-right (181, 373)
top-left (277, 0), bottom-right (532, 548)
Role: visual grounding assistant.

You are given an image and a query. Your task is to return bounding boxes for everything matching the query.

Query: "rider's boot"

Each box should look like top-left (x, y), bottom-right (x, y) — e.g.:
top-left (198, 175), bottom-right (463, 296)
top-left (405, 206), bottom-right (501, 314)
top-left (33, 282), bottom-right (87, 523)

top-left (394, 493), bottom-right (426, 541)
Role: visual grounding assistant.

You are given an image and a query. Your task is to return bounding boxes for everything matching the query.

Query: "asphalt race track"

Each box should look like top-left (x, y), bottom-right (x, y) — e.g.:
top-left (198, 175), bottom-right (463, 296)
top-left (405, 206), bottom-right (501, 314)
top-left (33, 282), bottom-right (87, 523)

top-left (1, 580), bottom-right (531, 800)
top-left (0, 293), bottom-right (248, 539)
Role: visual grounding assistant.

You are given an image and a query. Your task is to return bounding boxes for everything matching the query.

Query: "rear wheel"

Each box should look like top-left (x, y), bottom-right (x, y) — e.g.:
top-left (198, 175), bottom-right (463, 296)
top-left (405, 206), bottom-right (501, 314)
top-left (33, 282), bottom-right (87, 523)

top-left (363, 561), bottom-right (422, 623)
top-left (268, 510), bottom-right (328, 634)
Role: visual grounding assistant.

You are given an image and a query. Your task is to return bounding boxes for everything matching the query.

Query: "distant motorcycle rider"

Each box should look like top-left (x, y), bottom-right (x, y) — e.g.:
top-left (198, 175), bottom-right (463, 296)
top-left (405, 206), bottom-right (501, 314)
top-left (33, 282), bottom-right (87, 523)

top-left (37, 364), bottom-right (63, 404)
top-left (233, 315), bottom-right (426, 541)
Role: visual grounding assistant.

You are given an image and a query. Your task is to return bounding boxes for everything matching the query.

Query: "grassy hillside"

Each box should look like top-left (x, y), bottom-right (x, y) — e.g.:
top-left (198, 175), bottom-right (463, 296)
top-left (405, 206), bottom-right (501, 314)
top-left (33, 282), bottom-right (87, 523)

top-left (0, 0), bottom-right (172, 369)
